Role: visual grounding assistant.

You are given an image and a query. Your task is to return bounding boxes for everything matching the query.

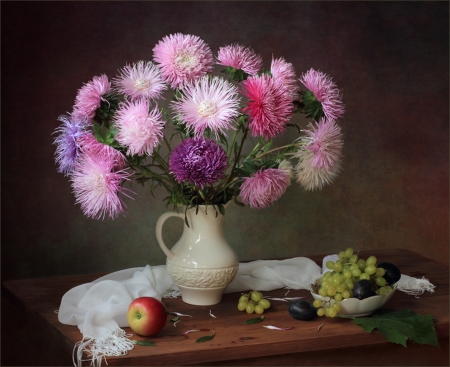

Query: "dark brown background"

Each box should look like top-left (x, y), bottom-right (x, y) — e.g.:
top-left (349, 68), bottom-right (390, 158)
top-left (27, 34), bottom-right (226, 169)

top-left (1, 2), bottom-right (448, 365)
top-left (2, 1), bottom-right (448, 283)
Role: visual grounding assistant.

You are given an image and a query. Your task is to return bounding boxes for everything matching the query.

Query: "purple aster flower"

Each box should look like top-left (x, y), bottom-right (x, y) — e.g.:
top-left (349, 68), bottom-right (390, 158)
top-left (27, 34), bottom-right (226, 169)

top-left (293, 119), bottom-right (343, 191)
top-left (169, 137), bottom-right (228, 188)
top-left (241, 74), bottom-right (293, 140)
top-left (171, 76), bottom-right (240, 138)
top-left (72, 74), bottom-right (112, 121)
top-left (71, 153), bottom-right (133, 220)
top-left (53, 114), bottom-right (88, 176)
top-left (153, 33), bottom-right (214, 89)
top-left (270, 57), bottom-right (299, 99)
top-left (239, 168), bottom-right (290, 209)
top-left (113, 61), bottom-right (167, 102)
top-left (114, 98), bottom-right (165, 156)
top-left (216, 44), bottom-right (263, 76)
top-left (299, 68), bottom-right (345, 121)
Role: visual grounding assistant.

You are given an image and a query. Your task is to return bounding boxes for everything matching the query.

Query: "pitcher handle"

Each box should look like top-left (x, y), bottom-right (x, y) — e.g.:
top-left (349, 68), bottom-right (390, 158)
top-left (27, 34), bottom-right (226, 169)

top-left (156, 211), bottom-right (185, 261)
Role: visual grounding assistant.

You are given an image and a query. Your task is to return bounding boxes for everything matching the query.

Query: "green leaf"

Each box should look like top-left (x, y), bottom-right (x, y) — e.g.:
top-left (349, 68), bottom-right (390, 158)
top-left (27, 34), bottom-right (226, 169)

top-left (133, 340), bottom-right (156, 346)
top-left (352, 310), bottom-right (439, 347)
top-left (171, 316), bottom-right (179, 322)
top-left (195, 334), bottom-right (215, 343)
top-left (244, 315), bottom-right (265, 324)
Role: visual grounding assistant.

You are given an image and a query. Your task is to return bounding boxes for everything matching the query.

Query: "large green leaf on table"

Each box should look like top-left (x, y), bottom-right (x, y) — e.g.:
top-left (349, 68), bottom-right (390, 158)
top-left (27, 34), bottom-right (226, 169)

top-left (352, 309), bottom-right (439, 347)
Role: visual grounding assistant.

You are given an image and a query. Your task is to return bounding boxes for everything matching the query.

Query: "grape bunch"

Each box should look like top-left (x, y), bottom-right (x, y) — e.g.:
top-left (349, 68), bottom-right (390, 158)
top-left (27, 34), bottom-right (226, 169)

top-left (313, 247), bottom-right (401, 318)
top-left (237, 291), bottom-right (271, 314)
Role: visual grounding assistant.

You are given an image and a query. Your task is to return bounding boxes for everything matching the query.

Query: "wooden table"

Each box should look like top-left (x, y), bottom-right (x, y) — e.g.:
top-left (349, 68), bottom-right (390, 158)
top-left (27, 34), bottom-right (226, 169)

top-left (2, 248), bottom-right (449, 366)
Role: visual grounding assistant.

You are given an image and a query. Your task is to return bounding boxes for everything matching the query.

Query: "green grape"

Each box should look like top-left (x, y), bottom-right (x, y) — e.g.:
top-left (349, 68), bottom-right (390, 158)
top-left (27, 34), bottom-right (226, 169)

top-left (364, 265), bottom-right (377, 275)
top-left (357, 259), bottom-right (366, 271)
top-left (327, 286), bottom-right (337, 296)
top-left (375, 276), bottom-right (387, 286)
top-left (326, 261), bottom-right (335, 270)
top-left (254, 304), bottom-right (264, 314)
top-left (350, 263), bottom-right (359, 271)
top-left (349, 254), bottom-right (358, 264)
top-left (366, 256), bottom-right (377, 266)
top-left (246, 302), bottom-right (255, 314)
top-left (334, 262), bottom-right (343, 272)
top-left (359, 273), bottom-right (370, 280)
top-left (239, 294), bottom-right (249, 303)
top-left (336, 284), bottom-right (346, 293)
top-left (238, 301), bottom-right (247, 311)
top-left (342, 290), bottom-right (351, 299)
top-left (258, 299), bottom-right (271, 309)
top-left (251, 291), bottom-right (262, 302)
top-left (351, 268), bottom-right (361, 277)
top-left (344, 279), bottom-right (354, 289)
top-left (317, 307), bottom-right (326, 316)
top-left (344, 247), bottom-right (354, 258)
top-left (318, 288), bottom-right (328, 297)
top-left (338, 251), bottom-right (346, 261)
top-left (332, 302), bottom-right (341, 313)
top-left (343, 269), bottom-right (352, 279)
top-left (334, 293), bottom-right (343, 302)
top-left (313, 299), bottom-right (323, 308)
top-left (328, 308), bottom-right (337, 318)
top-left (375, 267), bottom-right (386, 277)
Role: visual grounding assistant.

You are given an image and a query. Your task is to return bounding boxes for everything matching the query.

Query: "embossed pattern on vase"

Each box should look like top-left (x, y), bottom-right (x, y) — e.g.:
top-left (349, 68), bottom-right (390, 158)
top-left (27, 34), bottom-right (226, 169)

top-left (167, 262), bottom-right (239, 288)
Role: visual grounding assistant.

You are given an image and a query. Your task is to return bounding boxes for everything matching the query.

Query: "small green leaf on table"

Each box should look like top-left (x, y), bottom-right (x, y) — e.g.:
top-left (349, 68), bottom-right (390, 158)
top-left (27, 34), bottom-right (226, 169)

top-left (244, 315), bottom-right (265, 324)
top-left (352, 309), bottom-right (439, 347)
top-left (196, 333), bottom-right (216, 343)
top-left (133, 340), bottom-right (156, 346)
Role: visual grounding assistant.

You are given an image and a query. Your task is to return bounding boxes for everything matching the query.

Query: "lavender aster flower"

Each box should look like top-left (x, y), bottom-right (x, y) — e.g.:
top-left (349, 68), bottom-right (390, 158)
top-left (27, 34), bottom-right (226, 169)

top-left (299, 68), bottom-right (345, 121)
top-left (271, 57), bottom-right (299, 99)
top-left (169, 137), bottom-right (228, 188)
top-left (53, 114), bottom-right (88, 175)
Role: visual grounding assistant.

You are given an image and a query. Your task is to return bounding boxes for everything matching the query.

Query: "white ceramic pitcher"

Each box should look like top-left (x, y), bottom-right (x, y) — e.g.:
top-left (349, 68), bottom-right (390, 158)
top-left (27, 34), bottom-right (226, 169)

top-left (156, 205), bottom-right (239, 305)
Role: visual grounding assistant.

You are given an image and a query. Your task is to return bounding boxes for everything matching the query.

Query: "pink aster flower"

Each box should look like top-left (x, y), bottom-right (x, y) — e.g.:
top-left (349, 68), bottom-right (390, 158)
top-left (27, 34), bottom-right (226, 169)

top-left (113, 61), bottom-right (167, 102)
top-left (270, 57), bottom-right (299, 99)
top-left (239, 168), bottom-right (290, 209)
top-left (153, 33), bottom-right (214, 89)
top-left (241, 74), bottom-right (293, 140)
top-left (72, 74), bottom-right (112, 121)
top-left (171, 76), bottom-right (240, 138)
top-left (71, 153), bottom-right (133, 220)
top-left (216, 44), bottom-right (263, 76)
top-left (293, 119), bottom-right (343, 191)
top-left (78, 133), bottom-right (127, 169)
top-left (114, 99), bottom-right (165, 156)
top-left (302, 118), bottom-right (343, 170)
top-left (299, 68), bottom-right (345, 121)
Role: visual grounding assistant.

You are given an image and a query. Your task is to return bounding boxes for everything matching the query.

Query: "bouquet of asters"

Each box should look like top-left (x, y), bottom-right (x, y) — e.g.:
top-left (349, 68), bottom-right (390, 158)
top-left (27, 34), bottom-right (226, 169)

top-left (53, 33), bottom-right (345, 220)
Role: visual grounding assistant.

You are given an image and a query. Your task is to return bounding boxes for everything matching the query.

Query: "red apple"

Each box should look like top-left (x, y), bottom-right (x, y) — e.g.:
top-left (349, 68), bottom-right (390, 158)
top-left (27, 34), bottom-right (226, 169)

top-left (127, 297), bottom-right (168, 336)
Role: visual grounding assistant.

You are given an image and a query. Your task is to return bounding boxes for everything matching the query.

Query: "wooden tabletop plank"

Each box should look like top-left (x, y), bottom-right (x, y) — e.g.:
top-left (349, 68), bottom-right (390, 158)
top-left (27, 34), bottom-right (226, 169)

top-left (2, 248), bottom-right (449, 366)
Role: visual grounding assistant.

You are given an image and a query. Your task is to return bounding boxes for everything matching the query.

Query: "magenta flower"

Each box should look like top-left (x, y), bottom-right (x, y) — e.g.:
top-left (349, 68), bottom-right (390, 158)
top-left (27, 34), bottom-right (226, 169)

top-left (216, 44), bottom-right (263, 76)
top-left (241, 74), bottom-right (293, 140)
top-left (78, 133), bottom-right (127, 169)
top-left (270, 57), bottom-right (299, 99)
top-left (113, 61), bottom-right (167, 102)
top-left (71, 153), bottom-right (133, 220)
top-left (293, 119), bottom-right (343, 191)
top-left (114, 99), bottom-right (165, 156)
top-left (72, 74), bottom-right (112, 121)
top-left (299, 68), bottom-right (345, 121)
top-left (169, 137), bottom-right (228, 188)
top-left (239, 168), bottom-right (290, 209)
top-left (153, 33), bottom-right (214, 89)
top-left (53, 114), bottom-right (88, 176)
top-left (171, 76), bottom-right (240, 138)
